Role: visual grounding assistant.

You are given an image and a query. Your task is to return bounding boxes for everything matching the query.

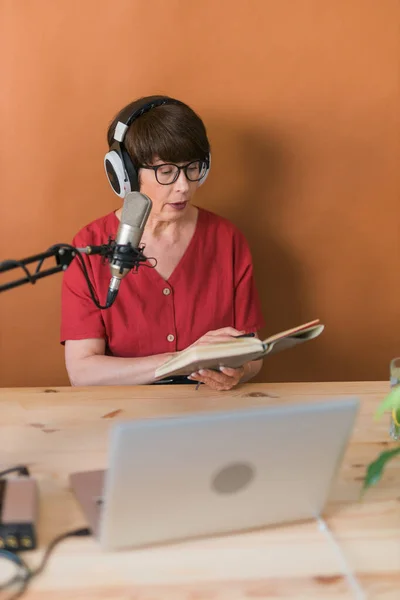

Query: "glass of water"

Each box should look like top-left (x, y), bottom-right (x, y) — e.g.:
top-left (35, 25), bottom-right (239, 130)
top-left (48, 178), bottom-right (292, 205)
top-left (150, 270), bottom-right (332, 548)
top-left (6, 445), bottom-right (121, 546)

top-left (389, 357), bottom-right (400, 440)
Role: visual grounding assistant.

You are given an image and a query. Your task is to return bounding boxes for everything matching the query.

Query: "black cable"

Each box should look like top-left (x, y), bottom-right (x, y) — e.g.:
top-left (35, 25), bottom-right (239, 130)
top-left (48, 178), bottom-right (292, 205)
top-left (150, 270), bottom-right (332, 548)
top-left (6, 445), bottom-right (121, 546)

top-left (0, 550), bottom-right (30, 599)
top-left (30, 527), bottom-right (91, 580)
top-left (0, 551), bottom-right (30, 599)
top-left (1, 528), bottom-right (91, 600)
top-left (0, 467), bottom-right (31, 598)
top-left (0, 466), bottom-right (30, 478)
top-left (0, 466), bottom-right (91, 599)
top-left (141, 257), bottom-right (157, 268)
top-left (63, 243), bottom-right (157, 309)
top-left (47, 243), bottom-right (111, 310)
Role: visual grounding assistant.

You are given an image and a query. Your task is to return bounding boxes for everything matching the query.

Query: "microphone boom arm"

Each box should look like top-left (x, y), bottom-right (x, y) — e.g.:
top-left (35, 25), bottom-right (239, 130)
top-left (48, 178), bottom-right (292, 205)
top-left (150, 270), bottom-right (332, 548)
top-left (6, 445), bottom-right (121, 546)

top-left (0, 242), bottom-right (150, 299)
top-left (0, 245), bottom-right (78, 293)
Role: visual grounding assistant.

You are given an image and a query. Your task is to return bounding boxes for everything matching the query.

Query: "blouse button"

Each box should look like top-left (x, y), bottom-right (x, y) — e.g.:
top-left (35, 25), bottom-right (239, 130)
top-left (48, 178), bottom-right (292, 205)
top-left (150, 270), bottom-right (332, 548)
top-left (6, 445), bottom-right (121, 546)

top-left (167, 334), bottom-right (175, 342)
top-left (163, 287), bottom-right (171, 296)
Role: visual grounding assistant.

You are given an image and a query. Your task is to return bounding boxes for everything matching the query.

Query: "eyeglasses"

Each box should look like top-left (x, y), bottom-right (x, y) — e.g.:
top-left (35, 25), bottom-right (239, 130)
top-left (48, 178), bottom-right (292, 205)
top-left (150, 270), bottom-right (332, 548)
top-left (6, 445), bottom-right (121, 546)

top-left (139, 159), bottom-right (208, 185)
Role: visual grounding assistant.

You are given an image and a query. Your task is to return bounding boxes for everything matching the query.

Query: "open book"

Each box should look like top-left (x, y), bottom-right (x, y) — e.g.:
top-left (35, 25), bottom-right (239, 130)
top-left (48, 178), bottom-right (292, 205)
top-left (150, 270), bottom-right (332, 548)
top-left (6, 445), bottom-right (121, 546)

top-left (155, 319), bottom-right (324, 380)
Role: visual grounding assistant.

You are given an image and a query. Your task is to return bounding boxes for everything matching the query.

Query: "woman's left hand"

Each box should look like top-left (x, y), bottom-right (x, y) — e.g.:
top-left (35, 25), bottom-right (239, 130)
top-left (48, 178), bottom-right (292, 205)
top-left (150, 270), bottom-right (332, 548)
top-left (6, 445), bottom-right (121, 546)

top-left (188, 366), bottom-right (245, 391)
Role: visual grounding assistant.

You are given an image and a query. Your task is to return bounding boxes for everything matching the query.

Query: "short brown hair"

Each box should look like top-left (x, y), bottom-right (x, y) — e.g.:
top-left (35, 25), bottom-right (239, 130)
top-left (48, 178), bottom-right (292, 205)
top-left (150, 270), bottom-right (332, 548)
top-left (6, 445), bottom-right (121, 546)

top-left (107, 95), bottom-right (210, 168)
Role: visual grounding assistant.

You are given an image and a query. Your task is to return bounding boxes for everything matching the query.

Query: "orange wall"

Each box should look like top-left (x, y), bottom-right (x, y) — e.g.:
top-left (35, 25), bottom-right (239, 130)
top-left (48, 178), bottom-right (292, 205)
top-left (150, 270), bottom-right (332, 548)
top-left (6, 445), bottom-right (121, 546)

top-left (1, 0), bottom-right (399, 387)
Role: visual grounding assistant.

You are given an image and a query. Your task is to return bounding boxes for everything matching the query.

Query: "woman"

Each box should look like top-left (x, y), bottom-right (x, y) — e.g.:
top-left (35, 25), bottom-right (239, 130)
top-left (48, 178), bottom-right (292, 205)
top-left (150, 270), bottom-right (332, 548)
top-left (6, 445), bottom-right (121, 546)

top-left (61, 95), bottom-right (265, 390)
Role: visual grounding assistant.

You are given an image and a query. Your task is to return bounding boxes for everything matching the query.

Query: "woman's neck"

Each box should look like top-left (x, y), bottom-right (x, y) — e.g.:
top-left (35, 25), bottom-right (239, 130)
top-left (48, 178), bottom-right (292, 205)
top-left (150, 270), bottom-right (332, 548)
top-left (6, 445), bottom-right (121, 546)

top-left (115, 204), bottom-right (198, 243)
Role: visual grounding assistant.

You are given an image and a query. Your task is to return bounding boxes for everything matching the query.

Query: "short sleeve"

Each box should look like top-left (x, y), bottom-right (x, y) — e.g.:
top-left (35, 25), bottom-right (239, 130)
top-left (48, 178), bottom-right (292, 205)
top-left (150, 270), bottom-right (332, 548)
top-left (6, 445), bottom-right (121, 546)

top-left (233, 230), bottom-right (265, 334)
top-left (60, 235), bottom-right (106, 344)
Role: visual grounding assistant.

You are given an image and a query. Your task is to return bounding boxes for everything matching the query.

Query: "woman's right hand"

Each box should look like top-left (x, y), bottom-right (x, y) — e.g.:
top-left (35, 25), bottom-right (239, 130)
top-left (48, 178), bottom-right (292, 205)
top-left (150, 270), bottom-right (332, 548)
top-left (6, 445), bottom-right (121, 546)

top-left (185, 327), bottom-right (247, 391)
top-left (189, 327), bottom-right (245, 347)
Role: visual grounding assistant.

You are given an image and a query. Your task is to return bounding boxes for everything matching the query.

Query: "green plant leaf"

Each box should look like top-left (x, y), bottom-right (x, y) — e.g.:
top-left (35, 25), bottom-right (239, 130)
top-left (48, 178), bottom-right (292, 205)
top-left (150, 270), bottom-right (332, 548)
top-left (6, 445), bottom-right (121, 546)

top-left (374, 386), bottom-right (400, 420)
top-left (362, 447), bottom-right (400, 494)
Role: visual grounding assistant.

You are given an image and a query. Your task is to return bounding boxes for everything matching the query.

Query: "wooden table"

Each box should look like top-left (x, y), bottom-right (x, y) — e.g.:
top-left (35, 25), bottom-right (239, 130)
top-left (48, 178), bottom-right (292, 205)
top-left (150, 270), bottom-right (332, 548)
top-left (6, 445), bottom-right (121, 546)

top-left (0, 382), bottom-right (399, 599)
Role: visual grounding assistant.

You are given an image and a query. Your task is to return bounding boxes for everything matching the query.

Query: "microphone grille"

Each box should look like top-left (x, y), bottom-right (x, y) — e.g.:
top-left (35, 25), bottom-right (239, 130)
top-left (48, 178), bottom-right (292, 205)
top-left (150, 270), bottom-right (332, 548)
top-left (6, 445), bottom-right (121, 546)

top-left (121, 192), bottom-right (152, 228)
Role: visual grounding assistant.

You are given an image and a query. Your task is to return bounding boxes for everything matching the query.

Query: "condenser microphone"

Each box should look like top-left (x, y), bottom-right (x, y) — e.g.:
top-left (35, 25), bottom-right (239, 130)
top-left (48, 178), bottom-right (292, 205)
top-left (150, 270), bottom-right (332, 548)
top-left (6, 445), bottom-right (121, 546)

top-left (106, 192), bottom-right (152, 307)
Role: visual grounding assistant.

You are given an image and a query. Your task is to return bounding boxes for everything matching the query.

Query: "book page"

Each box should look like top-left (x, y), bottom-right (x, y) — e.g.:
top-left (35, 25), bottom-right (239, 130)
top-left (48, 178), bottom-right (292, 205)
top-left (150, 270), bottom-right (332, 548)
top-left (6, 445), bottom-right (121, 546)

top-left (263, 319), bottom-right (321, 344)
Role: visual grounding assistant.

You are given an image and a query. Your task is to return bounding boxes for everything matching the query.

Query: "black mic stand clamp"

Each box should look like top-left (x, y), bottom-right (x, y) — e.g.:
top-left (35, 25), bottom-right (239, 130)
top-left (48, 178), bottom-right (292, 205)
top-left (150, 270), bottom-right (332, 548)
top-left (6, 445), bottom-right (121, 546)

top-left (85, 241), bottom-right (149, 308)
top-left (81, 241), bottom-right (148, 274)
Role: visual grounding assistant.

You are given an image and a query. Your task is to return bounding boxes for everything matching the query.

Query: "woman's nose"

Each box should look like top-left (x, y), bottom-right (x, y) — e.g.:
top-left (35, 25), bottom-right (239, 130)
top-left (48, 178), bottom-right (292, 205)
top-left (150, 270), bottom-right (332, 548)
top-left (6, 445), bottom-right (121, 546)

top-left (174, 168), bottom-right (190, 191)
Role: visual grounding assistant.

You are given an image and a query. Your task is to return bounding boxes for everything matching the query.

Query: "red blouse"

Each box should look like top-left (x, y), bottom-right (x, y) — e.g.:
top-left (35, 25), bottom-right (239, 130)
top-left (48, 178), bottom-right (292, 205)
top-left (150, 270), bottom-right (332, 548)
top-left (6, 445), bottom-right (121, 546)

top-left (60, 207), bottom-right (265, 357)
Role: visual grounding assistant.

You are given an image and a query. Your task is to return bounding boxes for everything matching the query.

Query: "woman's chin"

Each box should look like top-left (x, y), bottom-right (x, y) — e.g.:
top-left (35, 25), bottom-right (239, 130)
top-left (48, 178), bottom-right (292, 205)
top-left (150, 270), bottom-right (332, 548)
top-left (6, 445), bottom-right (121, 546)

top-left (161, 201), bottom-right (193, 220)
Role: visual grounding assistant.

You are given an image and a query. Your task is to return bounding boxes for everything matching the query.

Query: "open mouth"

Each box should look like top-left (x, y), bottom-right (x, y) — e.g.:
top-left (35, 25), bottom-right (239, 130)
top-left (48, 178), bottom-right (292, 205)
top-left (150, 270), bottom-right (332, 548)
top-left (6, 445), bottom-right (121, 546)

top-left (169, 201), bottom-right (188, 210)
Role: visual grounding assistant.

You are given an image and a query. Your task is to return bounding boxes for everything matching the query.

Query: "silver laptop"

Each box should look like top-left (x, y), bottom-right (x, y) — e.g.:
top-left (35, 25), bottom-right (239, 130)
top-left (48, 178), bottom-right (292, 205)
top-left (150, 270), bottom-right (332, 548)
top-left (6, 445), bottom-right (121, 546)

top-left (70, 397), bottom-right (359, 550)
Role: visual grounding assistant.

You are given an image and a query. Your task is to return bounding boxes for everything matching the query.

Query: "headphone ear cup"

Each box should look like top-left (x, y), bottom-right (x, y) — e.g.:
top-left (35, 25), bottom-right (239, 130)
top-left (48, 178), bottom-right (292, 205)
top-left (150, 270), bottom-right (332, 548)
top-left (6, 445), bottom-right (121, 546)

top-left (121, 146), bottom-right (140, 192)
top-left (198, 153), bottom-right (211, 186)
top-left (104, 150), bottom-right (131, 198)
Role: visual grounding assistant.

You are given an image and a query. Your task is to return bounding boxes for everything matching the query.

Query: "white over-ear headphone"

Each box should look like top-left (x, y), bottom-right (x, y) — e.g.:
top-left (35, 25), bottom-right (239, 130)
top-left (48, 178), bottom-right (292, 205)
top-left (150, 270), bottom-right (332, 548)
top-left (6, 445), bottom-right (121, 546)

top-left (104, 98), bottom-right (211, 198)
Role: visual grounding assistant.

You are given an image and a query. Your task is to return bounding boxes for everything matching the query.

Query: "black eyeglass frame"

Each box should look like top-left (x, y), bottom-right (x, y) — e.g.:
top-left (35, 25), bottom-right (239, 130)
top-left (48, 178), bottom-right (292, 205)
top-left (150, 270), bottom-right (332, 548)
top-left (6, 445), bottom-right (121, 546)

top-left (139, 159), bottom-right (209, 185)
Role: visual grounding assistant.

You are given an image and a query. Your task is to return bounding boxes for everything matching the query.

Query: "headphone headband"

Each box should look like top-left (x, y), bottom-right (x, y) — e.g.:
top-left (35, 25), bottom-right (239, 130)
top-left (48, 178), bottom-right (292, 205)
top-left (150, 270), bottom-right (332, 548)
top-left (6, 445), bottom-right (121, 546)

top-left (113, 98), bottom-right (185, 143)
